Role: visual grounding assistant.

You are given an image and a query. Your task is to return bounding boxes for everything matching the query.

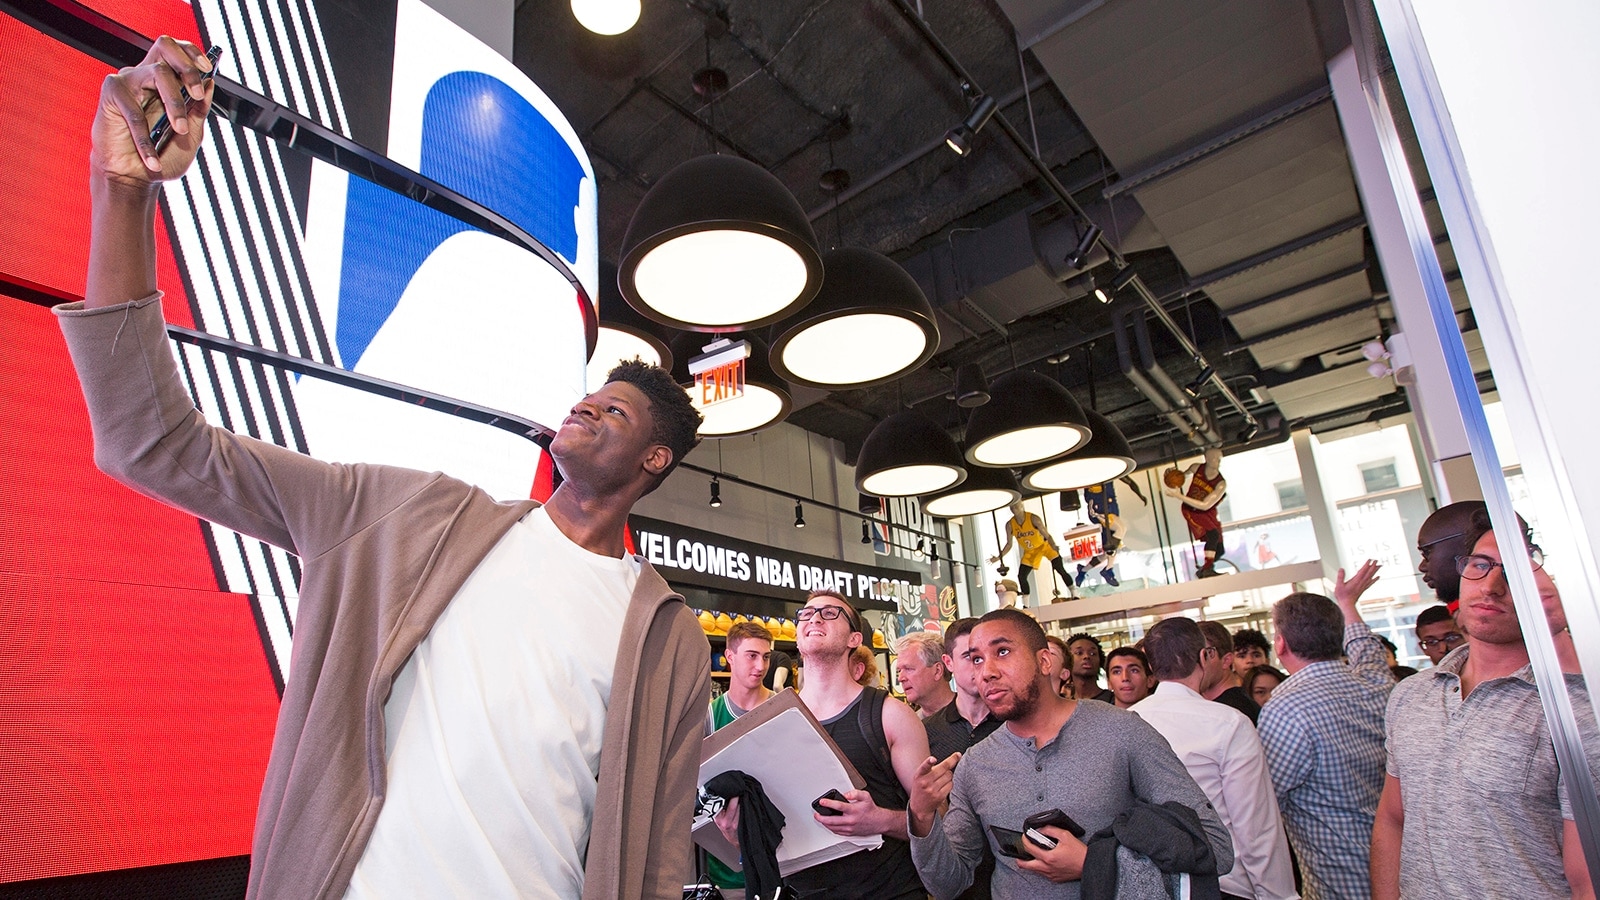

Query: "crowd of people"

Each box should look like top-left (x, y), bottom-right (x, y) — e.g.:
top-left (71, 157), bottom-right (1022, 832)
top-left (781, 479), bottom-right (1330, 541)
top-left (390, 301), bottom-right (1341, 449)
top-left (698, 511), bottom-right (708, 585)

top-left (705, 500), bottom-right (1597, 900)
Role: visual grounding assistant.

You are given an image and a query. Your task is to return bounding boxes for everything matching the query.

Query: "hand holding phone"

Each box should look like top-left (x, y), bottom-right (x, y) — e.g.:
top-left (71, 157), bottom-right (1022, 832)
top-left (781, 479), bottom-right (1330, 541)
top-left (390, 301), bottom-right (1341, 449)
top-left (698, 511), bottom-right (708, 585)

top-left (811, 788), bottom-right (847, 817)
top-left (1023, 808), bottom-right (1085, 839)
top-left (150, 44), bottom-right (224, 152)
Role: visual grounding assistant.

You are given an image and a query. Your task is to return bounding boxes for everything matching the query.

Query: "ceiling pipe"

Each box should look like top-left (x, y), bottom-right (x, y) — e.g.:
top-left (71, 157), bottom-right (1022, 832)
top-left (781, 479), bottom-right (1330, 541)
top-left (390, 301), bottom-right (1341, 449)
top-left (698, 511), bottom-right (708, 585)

top-left (889, 0), bottom-right (1256, 433)
top-left (1113, 301), bottom-right (1223, 447)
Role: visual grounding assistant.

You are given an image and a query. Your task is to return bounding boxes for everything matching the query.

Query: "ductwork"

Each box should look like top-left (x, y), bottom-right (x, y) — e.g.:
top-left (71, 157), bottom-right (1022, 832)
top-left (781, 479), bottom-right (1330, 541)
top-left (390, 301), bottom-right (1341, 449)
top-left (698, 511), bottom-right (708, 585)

top-left (1113, 303), bottom-right (1223, 448)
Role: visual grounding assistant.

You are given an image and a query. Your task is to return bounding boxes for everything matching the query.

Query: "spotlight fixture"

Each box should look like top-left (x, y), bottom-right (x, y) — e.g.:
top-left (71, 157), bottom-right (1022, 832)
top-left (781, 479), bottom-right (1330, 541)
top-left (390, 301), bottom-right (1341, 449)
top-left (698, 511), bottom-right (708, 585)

top-left (921, 462), bottom-right (1021, 518)
top-left (1064, 223), bottom-right (1102, 270)
top-left (619, 155), bottom-right (824, 332)
top-left (1185, 366), bottom-right (1216, 397)
top-left (671, 331), bottom-right (792, 437)
top-left (770, 247), bottom-right (939, 389)
top-left (861, 519), bottom-right (873, 544)
top-left (915, 538), bottom-right (927, 559)
top-left (943, 93), bottom-right (997, 157)
top-left (1021, 408), bottom-right (1136, 492)
top-left (794, 500), bottom-right (806, 529)
top-left (953, 362), bottom-right (990, 408)
top-left (930, 542), bottom-right (939, 564)
top-left (858, 492), bottom-right (882, 515)
top-left (1094, 286), bottom-right (1111, 304)
top-left (709, 477), bottom-right (722, 508)
top-left (1238, 422), bottom-right (1261, 442)
top-left (1110, 266), bottom-right (1139, 292)
top-left (587, 262), bottom-right (674, 391)
top-left (963, 371), bottom-right (1091, 468)
top-left (856, 410), bottom-right (967, 497)
top-left (570, 0), bottom-right (639, 34)
top-left (1060, 489), bottom-right (1081, 512)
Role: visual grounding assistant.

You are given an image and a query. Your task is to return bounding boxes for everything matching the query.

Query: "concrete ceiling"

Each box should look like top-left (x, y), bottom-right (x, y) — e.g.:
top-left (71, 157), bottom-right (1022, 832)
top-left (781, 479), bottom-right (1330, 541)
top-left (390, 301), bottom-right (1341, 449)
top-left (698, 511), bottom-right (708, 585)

top-left (510, 0), bottom-right (1484, 467)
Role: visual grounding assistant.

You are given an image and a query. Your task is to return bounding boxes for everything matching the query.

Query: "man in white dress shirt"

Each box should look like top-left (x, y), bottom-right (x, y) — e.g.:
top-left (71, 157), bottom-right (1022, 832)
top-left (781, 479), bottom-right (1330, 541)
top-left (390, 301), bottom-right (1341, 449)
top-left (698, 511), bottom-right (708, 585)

top-left (1132, 617), bottom-right (1299, 900)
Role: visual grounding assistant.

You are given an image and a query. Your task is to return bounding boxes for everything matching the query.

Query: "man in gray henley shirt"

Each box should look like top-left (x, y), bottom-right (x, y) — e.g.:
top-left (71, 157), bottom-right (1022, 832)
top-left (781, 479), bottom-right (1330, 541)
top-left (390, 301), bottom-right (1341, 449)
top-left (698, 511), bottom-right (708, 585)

top-left (907, 609), bottom-right (1231, 898)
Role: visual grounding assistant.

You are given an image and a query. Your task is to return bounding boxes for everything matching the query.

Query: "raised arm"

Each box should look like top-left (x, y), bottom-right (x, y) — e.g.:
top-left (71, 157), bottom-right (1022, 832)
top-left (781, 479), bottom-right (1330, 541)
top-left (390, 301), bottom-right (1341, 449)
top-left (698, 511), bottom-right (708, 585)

top-left (87, 37), bottom-right (215, 309)
top-left (1334, 561), bottom-right (1396, 690)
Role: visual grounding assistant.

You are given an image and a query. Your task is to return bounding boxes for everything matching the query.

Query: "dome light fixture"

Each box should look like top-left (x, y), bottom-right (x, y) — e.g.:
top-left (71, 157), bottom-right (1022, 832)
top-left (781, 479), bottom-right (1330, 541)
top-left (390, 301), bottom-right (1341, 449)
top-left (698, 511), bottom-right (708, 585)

top-left (1021, 408), bottom-right (1135, 492)
top-left (964, 371), bottom-right (1092, 467)
top-left (586, 261), bottom-right (673, 390)
top-left (922, 462), bottom-right (1021, 518)
top-left (769, 247), bottom-right (939, 389)
top-left (619, 155), bottom-right (824, 333)
top-left (570, 0), bottom-right (640, 35)
top-left (856, 411), bottom-right (967, 497)
top-left (671, 332), bottom-right (792, 437)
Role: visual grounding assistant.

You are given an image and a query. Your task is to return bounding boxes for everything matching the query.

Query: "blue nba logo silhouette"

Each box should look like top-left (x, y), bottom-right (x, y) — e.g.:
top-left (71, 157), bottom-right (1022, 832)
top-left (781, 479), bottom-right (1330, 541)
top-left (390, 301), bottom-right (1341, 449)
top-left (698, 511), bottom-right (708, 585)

top-left (336, 71), bottom-right (587, 370)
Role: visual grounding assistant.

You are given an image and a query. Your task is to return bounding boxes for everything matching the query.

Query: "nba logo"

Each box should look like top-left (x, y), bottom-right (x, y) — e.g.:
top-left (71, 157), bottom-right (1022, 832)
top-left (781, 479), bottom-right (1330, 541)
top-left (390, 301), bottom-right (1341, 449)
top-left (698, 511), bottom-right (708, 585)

top-left (299, 0), bottom-right (598, 501)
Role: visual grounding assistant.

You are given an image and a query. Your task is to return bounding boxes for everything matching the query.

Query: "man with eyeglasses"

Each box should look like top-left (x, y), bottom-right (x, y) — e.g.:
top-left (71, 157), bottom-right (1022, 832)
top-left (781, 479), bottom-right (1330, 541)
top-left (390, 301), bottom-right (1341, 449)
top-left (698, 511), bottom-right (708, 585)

top-left (1374, 512), bottom-right (1595, 900)
top-left (1412, 605), bottom-right (1463, 666)
top-left (783, 590), bottom-right (931, 899)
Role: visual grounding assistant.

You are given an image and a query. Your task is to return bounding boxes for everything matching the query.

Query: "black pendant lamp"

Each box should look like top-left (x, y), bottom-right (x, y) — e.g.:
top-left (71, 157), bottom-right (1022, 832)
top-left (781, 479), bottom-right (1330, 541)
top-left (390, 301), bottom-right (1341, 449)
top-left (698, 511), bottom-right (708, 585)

top-left (618, 155), bottom-right (825, 333)
top-left (670, 331), bottom-right (792, 437)
top-left (587, 261), bottom-right (674, 389)
top-left (1021, 408), bottom-right (1136, 492)
top-left (953, 362), bottom-right (990, 407)
top-left (769, 247), bottom-right (939, 389)
top-left (963, 371), bottom-right (1092, 467)
top-left (921, 461), bottom-right (1021, 519)
top-left (855, 411), bottom-right (966, 497)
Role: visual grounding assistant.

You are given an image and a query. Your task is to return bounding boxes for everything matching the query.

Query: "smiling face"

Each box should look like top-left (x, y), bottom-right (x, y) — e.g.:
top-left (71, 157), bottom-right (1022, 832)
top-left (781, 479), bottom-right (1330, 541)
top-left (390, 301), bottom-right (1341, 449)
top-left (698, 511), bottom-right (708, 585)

top-left (795, 594), bottom-right (861, 662)
top-left (969, 620), bottom-right (1050, 721)
top-left (548, 381), bottom-right (668, 494)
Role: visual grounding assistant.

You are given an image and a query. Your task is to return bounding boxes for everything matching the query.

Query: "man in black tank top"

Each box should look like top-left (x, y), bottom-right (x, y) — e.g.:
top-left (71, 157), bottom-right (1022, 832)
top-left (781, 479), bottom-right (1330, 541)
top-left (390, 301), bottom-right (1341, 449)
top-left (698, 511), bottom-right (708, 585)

top-left (786, 590), bottom-right (930, 900)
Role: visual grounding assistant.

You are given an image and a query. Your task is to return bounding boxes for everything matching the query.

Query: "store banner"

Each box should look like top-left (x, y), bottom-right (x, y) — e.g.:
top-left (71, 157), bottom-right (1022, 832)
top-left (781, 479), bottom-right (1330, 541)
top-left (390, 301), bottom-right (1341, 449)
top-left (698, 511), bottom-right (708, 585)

top-left (629, 517), bottom-right (920, 611)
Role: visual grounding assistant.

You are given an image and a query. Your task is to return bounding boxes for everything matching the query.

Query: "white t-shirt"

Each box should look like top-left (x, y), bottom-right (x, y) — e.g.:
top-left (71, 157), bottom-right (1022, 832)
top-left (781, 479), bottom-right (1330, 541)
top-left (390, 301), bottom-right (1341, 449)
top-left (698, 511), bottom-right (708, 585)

top-left (343, 507), bottom-right (637, 900)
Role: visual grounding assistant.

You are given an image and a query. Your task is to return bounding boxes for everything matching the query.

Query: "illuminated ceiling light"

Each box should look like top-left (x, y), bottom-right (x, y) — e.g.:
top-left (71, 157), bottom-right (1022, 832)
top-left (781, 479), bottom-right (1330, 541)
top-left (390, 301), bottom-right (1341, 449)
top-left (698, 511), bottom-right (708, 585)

top-left (943, 93), bottom-right (997, 157)
top-left (770, 247), bottom-right (939, 389)
top-left (671, 332), bottom-right (792, 437)
top-left (570, 0), bottom-right (640, 35)
top-left (1094, 286), bottom-right (1111, 304)
top-left (953, 362), bottom-right (990, 408)
top-left (619, 155), bottom-right (823, 332)
top-left (964, 371), bottom-right (1091, 467)
top-left (586, 261), bottom-right (673, 390)
top-left (856, 411), bottom-right (967, 497)
top-left (922, 462), bottom-right (1021, 518)
top-left (1021, 408), bottom-right (1135, 492)
top-left (794, 500), bottom-right (806, 529)
top-left (709, 477), bottom-right (722, 508)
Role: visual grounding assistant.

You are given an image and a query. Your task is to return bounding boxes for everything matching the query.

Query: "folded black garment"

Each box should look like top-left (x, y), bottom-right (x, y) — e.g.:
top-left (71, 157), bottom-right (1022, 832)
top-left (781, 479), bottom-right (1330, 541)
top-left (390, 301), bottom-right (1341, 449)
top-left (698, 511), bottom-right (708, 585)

top-left (704, 770), bottom-right (788, 900)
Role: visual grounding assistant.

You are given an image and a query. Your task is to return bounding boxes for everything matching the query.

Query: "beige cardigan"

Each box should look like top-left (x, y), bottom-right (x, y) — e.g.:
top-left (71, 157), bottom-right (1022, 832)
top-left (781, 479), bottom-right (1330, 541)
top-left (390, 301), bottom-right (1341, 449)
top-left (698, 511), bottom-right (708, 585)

top-left (57, 296), bottom-right (711, 899)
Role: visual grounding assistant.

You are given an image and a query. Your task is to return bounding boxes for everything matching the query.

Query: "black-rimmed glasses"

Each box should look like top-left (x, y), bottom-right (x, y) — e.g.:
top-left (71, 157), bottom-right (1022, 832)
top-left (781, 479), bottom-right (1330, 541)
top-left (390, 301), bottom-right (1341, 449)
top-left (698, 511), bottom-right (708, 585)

top-left (797, 605), bottom-right (856, 628)
top-left (1455, 547), bottom-right (1545, 581)
top-left (1418, 632), bottom-right (1465, 652)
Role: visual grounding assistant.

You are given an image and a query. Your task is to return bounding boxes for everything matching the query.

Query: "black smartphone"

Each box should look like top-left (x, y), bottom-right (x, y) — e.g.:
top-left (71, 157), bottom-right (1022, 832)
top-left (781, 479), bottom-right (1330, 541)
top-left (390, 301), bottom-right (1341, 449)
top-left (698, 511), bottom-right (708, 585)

top-left (1023, 807), bottom-right (1085, 839)
top-left (150, 44), bottom-right (225, 151)
top-left (989, 825), bottom-right (1034, 860)
top-left (811, 788), bottom-right (847, 816)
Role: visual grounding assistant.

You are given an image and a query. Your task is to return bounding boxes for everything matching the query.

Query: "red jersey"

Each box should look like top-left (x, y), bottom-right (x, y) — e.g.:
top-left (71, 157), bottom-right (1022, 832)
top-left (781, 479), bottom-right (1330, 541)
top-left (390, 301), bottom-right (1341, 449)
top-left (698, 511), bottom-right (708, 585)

top-left (1181, 465), bottom-right (1224, 538)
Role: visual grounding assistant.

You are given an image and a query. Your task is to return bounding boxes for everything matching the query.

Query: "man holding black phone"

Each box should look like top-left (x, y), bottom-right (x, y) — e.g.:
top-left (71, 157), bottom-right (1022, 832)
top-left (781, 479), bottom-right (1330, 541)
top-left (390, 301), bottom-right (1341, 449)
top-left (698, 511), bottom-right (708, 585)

top-left (907, 609), bottom-right (1231, 898)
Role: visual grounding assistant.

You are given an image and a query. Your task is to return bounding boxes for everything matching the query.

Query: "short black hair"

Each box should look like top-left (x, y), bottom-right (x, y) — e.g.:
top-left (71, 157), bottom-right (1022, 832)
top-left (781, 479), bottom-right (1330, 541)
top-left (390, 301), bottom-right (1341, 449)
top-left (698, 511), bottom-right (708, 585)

top-left (1272, 592), bottom-right (1344, 662)
top-left (1415, 604), bottom-right (1455, 631)
top-left (976, 608), bottom-right (1048, 654)
top-left (1145, 617), bottom-right (1207, 681)
top-left (1377, 634), bottom-right (1398, 654)
top-left (1066, 633), bottom-right (1104, 670)
top-left (605, 358), bottom-right (702, 493)
top-left (1106, 645), bottom-right (1151, 674)
top-left (1232, 628), bottom-right (1270, 657)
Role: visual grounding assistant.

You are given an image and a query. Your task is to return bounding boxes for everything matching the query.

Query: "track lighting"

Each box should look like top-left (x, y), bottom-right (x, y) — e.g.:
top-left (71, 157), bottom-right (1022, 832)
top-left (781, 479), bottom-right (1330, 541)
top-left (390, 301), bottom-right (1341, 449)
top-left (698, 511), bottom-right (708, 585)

top-left (794, 500), bottom-right (806, 529)
top-left (944, 93), bottom-right (997, 157)
top-left (915, 538), bottom-right (927, 559)
top-left (709, 477), bottom-right (722, 508)
top-left (1064, 223), bottom-right (1102, 270)
top-left (1110, 266), bottom-right (1138, 292)
top-left (861, 519), bottom-right (873, 544)
top-left (1185, 365), bottom-right (1216, 397)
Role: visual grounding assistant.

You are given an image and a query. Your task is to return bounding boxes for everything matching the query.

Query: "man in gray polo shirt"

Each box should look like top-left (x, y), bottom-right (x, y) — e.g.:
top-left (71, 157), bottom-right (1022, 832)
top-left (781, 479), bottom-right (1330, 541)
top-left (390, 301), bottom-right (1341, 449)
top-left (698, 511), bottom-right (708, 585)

top-left (1373, 515), bottom-right (1595, 900)
top-left (907, 609), bottom-right (1231, 898)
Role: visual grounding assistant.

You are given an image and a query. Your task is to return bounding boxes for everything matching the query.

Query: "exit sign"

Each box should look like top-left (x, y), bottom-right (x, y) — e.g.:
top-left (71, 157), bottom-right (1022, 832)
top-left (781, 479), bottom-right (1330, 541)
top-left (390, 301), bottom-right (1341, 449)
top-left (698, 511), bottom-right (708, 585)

top-left (688, 339), bottom-right (751, 407)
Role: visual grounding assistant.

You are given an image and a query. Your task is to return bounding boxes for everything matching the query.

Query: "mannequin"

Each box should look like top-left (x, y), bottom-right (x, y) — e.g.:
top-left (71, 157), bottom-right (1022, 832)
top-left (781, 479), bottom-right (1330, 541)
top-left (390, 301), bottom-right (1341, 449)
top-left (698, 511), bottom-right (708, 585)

top-left (993, 578), bottom-right (1021, 610)
top-left (988, 501), bottom-right (1072, 599)
top-left (1164, 447), bottom-right (1228, 578)
top-left (1076, 481), bottom-right (1127, 587)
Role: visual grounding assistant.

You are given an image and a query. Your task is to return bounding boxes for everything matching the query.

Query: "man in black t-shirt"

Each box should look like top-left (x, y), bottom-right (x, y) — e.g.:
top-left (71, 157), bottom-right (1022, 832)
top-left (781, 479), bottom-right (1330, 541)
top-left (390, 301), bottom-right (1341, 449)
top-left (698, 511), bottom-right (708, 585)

top-left (922, 617), bottom-right (1001, 900)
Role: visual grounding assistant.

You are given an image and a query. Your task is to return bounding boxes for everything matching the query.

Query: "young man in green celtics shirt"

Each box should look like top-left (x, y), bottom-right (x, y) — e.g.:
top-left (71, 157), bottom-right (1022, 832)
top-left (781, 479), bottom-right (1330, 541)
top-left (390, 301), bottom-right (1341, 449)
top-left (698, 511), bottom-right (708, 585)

top-left (706, 621), bottom-right (776, 896)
